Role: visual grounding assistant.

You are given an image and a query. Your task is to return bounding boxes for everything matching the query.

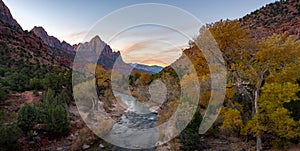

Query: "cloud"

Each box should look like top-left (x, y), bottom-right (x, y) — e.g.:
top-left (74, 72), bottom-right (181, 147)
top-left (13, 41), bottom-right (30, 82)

top-left (60, 31), bottom-right (87, 44)
top-left (139, 59), bottom-right (169, 67)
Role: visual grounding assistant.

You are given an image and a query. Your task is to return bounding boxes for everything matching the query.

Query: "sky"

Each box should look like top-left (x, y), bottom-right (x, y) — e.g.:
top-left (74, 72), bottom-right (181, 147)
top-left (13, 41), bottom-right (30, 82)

top-left (3, 0), bottom-right (275, 66)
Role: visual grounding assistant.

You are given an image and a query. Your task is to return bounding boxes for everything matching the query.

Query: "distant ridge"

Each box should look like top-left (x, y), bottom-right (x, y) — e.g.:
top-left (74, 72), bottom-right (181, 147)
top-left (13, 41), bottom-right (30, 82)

top-left (129, 63), bottom-right (163, 74)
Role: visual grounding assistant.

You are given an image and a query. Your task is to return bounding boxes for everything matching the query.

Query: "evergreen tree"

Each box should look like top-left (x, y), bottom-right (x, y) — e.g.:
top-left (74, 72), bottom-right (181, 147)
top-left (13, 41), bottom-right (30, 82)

top-left (17, 104), bottom-right (39, 133)
top-left (45, 104), bottom-right (70, 136)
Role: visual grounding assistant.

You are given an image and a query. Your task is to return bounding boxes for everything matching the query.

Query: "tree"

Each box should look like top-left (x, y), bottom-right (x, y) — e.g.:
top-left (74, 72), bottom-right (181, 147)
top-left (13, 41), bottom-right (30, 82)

top-left (45, 104), bottom-right (70, 136)
top-left (0, 123), bottom-right (22, 150)
top-left (29, 77), bottom-right (43, 90)
top-left (139, 73), bottom-right (151, 85)
top-left (179, 109), bottom-right (206, 150)
top-left (219, 107), bottom-right (243, 135)
top-left (7, 72), bottom-right (29, 91)
top-left (242, 83), bottom-right (300, 148)
top-left (0, 83), bottom-right (7, 102)
top-left (197, 20), bottom-right (300, 150)
top-left (248, 34), bottom-right (300, 150)
top-left (129, 70), bottom-right (141, 86)
top-left (34, 89), bottom-right (70, 137)
top-left (17, 104), bottom-right (39, 133)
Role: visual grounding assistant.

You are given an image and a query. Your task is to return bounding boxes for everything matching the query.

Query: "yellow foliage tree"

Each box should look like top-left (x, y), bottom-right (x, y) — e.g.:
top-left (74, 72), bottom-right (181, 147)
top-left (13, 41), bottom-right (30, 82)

top-left (220, 107), bottom-right (243, 135)
top-left (242, 82), bottom-right (300, 148)
top-left (199, 20), bottom-right (300, 150)
top-left (139, 73), bottom-right (151, 85)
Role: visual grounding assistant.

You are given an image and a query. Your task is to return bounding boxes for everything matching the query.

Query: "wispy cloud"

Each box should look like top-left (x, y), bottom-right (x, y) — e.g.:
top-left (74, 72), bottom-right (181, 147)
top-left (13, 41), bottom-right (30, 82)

top-left (120, 42), bottom-right (182, 66)
top-left (59, 31), bottom-right (87, 44)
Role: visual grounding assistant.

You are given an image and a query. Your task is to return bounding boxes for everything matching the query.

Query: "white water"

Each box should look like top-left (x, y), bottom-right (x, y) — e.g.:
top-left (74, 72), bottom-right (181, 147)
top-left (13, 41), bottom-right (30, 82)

top-left (101, 92), bottom-right (158, 150)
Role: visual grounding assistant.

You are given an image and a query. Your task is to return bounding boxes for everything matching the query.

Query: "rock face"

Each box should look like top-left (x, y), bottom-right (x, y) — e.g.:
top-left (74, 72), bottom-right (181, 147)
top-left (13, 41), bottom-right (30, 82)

top-left (76, 35), bottom-right (126, 69)
top-left (240, 0), bottom-right (300, 39)
top-left (0, 0), bottom-right (21, 29)
top-left (0, 0), bottom-right (72, 69)
top-left (0, 0), bottom-right (162, 72)
top-left (31, 26), bottom-right (74, 52)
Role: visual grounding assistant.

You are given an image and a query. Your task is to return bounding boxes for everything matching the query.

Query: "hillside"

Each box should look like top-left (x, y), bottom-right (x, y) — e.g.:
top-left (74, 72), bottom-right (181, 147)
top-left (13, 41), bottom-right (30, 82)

top-left (153, 1), bottom-right (300, 150)
top-left (240, 0), bottom-right (300, 39)
top-left (0, 0), bottom-right (72, 69)
top-left (0, 0), bottom-right (122, 150)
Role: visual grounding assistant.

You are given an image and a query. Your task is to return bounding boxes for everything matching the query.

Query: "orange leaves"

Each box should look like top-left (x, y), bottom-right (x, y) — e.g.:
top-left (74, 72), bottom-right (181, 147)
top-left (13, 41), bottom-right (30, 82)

top-left (139, 73), bottom-right (151, 85)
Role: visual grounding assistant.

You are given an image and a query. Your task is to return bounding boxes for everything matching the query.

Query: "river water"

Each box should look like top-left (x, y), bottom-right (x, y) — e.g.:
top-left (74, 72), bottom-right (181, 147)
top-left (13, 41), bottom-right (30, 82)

top-left (89, 92), bottom-right (158, 151)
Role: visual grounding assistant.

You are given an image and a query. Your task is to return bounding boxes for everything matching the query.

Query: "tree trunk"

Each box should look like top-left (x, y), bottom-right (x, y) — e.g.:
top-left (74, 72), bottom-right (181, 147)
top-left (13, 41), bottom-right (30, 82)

top-left (251, 99), bottom-right (256, 117)
top-left (254, 84), bottom-right (262, 151)
top-left (256, 135), bottom-right (262, 151)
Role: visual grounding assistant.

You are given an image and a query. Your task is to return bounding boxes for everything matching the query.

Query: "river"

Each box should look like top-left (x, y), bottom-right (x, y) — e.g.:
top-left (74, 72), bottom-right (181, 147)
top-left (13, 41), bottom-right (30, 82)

top-left (89, 92), bottom-right (158, 151)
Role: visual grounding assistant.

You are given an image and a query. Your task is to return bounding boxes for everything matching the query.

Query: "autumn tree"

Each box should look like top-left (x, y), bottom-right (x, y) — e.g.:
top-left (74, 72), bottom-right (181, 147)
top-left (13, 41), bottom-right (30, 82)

top-left (197, 20), bottom-right (300, 150)
top-left (242, 83), bottom-right (300, 148)
top-left (219, 107), bottom-right (243, 135)
top-left (139, 73), bottom-right (151, 85)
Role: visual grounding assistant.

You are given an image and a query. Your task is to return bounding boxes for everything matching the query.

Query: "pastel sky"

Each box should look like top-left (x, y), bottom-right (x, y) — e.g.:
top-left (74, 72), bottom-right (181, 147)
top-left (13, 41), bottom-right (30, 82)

top-left (3, 0), bottom-right (275, 66)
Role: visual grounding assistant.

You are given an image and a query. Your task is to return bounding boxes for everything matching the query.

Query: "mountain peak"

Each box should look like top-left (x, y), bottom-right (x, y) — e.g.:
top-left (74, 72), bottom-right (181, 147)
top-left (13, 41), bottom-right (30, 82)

top-left (31, 26), bottom-right (75, 52)
top-left (0, 0), bottom-right (22, 29)
top-left (32, 26), bottom-right (48, 37)
top-left (90, 35), bottom-right (103, 43)
top-left (32, 26), bottom-right (46, 32)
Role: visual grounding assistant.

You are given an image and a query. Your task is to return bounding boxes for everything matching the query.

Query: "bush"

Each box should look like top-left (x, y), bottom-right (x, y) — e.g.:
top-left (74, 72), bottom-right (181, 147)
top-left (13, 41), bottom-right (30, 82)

top-left (179, 109), bottom-right (207, 150)
top-left (0, 123), bottom-right (22, 150)
top-left (45, 104), bottom-right (70, 136)
top-left (33, 89), bottom-right (39, 96)
top-left (29, 78), bottom-right (43, 90)
top-left (219, 107), bottom-right (243, 135)
top-left (0, 84), bottom-right (7, 102)
top-left (38, 89), bottom-right (70, 137)
top-left (7, 72), bottom-right (29, 92)
top-left (17, 89), bottom-right (70, 138)
top-left (17, 104), bottom-right (39, 133)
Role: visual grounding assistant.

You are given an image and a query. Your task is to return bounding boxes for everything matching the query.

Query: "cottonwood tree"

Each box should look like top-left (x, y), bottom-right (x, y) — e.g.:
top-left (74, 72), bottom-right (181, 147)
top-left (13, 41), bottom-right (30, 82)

top-left (197, 20), bottom-right (300, 150)
top-left (242, 82), bottom-right (300, 148)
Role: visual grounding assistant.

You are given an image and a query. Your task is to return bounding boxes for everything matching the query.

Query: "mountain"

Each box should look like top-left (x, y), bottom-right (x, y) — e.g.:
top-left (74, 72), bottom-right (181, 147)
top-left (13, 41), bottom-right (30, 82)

top-left (240, 0), bottom-right (300, 39)
top-left (31, 26), bottom-right (76, 64)
top-left (75, 35), bottom-right (126, 69)
top-left (0, 0), bottom-right (71, 69)
top-left (0, 0), bottom-right (21, 29)
top-left (129, 63), bottom-right (162, 74)
top-left (0, 0), bottom-right (183, 74)
top-left (31, 26), bottom-right (74, 52)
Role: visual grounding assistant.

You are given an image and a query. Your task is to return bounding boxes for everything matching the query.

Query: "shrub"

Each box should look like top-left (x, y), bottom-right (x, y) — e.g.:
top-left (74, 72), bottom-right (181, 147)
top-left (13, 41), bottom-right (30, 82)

top-left (17, 104), bottom-right (39, 133)
top-left (45, 104), bottom-right (70, 136)
top-left (219, 107), bottom-right (243, 135)
top-left (0, 123), bottom-right (22, 150)
top-left (179, 109), bottom-right (207, 150)
top-left (38, 89), bottom-right (70, 137)
top-left (29, 78), bottom-right (43, 90)
top-left (0, 84), bottom-right (7, 102)
top-left (33, 89), bottom-right (39, 96)
top-left (7, 72), bottom-right (29, 92)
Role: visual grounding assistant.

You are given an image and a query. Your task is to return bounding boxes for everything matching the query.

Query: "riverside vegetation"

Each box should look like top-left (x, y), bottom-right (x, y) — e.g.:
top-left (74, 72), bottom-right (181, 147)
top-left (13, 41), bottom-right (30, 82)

top-left (0, 0), bottom-right (300, 150)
